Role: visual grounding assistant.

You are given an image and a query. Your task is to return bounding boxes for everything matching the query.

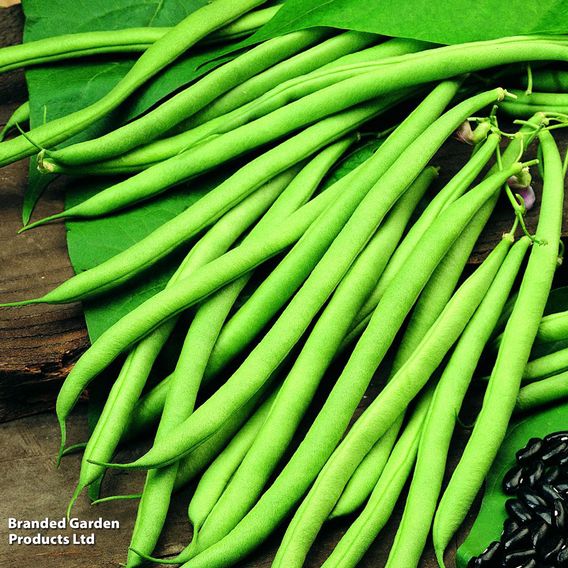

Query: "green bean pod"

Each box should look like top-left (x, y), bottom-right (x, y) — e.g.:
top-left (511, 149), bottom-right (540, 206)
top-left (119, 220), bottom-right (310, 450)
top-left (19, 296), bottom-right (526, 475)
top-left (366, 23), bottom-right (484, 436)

top-left (272, 234), bottom-right (513, 568)
top-left (67, 168), bottom-right (297, 500)
top-left (100, 82), bottom-right (487, 473)
top-left (44, 29), bottom-right (327, 167)
top-left (188, 388), bottom-right (278, 532)
top-left (344, 131), bottom-right (501, 346)
top-left (188, 35), bottom-right (421, 127)
top-left (500, 100), bottom-right (568, 118)
top-left (331, 194), bottom-right (500, 519)
top-left (523, 346), bottom-right (568, 380)
top-left (8, 101), bottom-right (375, 302)
top-left (433, 129), bottom-right (564, 567)
top-left (103, 38), bottom-right (427, 175)
top-left (524, 69), bottom-right (568, 92)
top-left (0, 0), bottom-right (267, 166)
top-left (174, 118), bottom-right (522, 568)
top-left (0, 101), bottom-right (29, 142)
top-left (515, 369), bottom-right (568, 412)
top-left (322, 389), bottom-right (434, 568)
top-left (123, 139), bottom-right (353, 566)
top-left (176, 168), bottom-right (437, 562)
top-left (386, 236), bottom-right (530, 568)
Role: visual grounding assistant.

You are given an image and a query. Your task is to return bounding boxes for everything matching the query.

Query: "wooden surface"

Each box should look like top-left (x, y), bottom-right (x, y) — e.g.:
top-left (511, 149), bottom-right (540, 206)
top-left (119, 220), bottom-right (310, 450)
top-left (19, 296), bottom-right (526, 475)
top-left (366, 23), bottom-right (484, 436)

top-left (0, 6), bottom-right (567, 567)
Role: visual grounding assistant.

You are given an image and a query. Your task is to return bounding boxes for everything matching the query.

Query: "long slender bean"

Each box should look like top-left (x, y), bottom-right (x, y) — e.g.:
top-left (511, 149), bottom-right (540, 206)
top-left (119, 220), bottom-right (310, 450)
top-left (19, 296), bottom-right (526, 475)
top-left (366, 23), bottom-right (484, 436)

top-left (331, 196), bottom-right (499, 519)
top-left (515, 369), bottom-right (568, 411)
top-left (65, 37), bottom-right (427, 175)
top-left (43, 30), bottom-right (326, 167)
top-left (6, 102), bottom-right (374, 303)
top-left (322, 389), bottom-right (434, 568)
top-left (386, 237), bottom-right (530, 568)
top-left (188, 388), bottom-right (278, 532)
top-left (433, 129), bottom-right (564, 566)
top-left (344, 132), bottom-right (501, 346)
top-left (123, 139), bottom-right (353, 566)
top-left (98, 82), bottom-right (486, 473)
top-left (27, 95), bottom-right (396, 228)
top-left (66, 169), bottom-right (297, 513)
top-left (0, 0), bottom-right (267, 167)
top-left (177, 168), bottom-right (437, 562)
top-left (523, 346), bottom-right (568, 380)
top-left (272, 235), bottom-right (513, 568)
top-left (183, 36), bottom-right (426, 129)
top-left (178, 162), bottom-right (524, 568)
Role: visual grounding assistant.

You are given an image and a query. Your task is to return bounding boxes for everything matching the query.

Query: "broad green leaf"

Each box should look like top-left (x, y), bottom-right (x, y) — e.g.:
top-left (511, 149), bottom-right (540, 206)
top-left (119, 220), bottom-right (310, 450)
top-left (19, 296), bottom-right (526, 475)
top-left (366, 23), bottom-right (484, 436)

top-left (456, 400), bottom-right (568, 567)
top-left (250, 0), bottom-right (568, 45)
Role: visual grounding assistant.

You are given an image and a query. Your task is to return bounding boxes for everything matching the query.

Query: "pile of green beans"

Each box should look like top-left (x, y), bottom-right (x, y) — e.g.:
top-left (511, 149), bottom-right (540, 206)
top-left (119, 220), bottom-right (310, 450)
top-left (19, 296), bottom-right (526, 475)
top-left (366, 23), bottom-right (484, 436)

top-left (2, 6), bottom-right (568, 567)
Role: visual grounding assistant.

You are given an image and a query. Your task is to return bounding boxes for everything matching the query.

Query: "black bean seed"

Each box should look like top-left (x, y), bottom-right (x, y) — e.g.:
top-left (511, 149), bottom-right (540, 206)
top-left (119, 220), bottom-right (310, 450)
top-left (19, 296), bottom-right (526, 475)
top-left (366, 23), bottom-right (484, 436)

top-left (556, 483), bottom-right (568, 494)
top-left (544, 431), bottom-right (568, 444)
top-left (504, 465), bottom-right (525, 494)
top-left (558, 546), bottom-right (568, 564)
top-left (519, 560), bottom-right (536, 568)
top-left (554, 498), bottom-right (566, 530)
top-left (521, 489), bottom-right (549, 511)
top-left (541, 483), bottom-right (563, 504)
top-left (504, 548), bottom-right (536, 565)
top-left (503, 525), bottom-right (530, 551)
top-left (559, 449), bottom-right (568, 468)
top-left (541, 441), bottom-right (568, 464)
top-left (503, 518), bottom-right (521, 539)
top-left (506, 499), bottom-right (534, 524)
top-left (542, 536), bottom-right (565, 562)
top-left (516, 438), bottom-right (544, 464)
top-left (543, 465), bottom-right (561, 484)
top-left (478, 540), bottom-right (502, 563)
top-left (526, 460), bottom-right (545, 487)
top-left (534, 508), bottom-right (553, 525)
top-left (530, 520), bottom-right (549, 548)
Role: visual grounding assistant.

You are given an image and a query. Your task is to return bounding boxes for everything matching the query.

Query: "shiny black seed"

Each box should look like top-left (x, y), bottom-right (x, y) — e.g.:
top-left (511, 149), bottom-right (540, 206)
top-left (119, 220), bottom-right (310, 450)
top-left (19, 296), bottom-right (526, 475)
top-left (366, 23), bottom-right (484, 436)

top-left (541, 483), bottom-right (563, 504)
top-left (519, 560), bottom-right (536, 568)
top-left (554, 499), bottom-right (566, 530)
top-left (517, 438), bottom-right (544, 464)
top-left (503, 525), bottom-right (530, 551)
top-left (534, 508), bottom-right (553, 525)
top-left (521, 489), bottom-right (548, 511)
top-left (530, 520), bottom-right (549, 548)
top-left (478, 540), bottom-right (502, 562)
top-left (542, 536), bottom-right (565, 562)
top-left (556, 483), bottom-right (568, 494)
top-left (503, 518), bottom-right (521, 539)
top-left (558, 546), bottom-right (568, 564)
top-left (544, 431), bottom-right (568, 444)
top-left (541, 441), bottom-right (568, 464)
top-left (543, 465), bottom-right (561, 484)
top-left (506, 499), bottom-right (534, 524)
top-left (504, 548), bottom-right (536, 565)
top-left (526, 460), bottom-right (545, 487)
top-left (504, 465), bottom-right (526, 494)
top-left (560, 449), bottom-right (568, 468)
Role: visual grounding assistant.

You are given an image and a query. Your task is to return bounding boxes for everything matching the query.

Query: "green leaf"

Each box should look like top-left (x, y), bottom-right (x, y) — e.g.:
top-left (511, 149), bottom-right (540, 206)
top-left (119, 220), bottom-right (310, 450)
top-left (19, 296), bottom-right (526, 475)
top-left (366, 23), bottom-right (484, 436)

top-left (250, 0), bottom-right (568, 45)
top-left (456, 400), bottom-right (568, 567)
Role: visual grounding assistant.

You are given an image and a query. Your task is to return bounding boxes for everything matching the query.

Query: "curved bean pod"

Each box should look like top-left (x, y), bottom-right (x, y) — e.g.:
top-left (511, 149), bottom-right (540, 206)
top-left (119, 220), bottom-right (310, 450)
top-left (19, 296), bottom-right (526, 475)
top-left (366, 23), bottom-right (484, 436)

top-left (515, 369), bottom-right (568, 412)
top-left (344, 131), bottom-right (501, 346)
top-left (177, 165), bottom-right (523, 568)
top-left (322, 389), bottom-right (434, 568)
top-left (272, 234), bottom-right (513, 568)
top-left (524, 346), bottom-right (568, 380)
top-left (0, 0), bottom-right (267, 166)
top-left (433, 128), bottom-right (564, 567)
top-left (100, 82), bottom-right (485, 473)
top-left (6, 102), bottom-right (371, 303)
top-left (386, 236), bottom-right (530, 568)
top-left (44, 29), bottom-right (326, 167)
top-left (178, 168), bottom-right (437, 561)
